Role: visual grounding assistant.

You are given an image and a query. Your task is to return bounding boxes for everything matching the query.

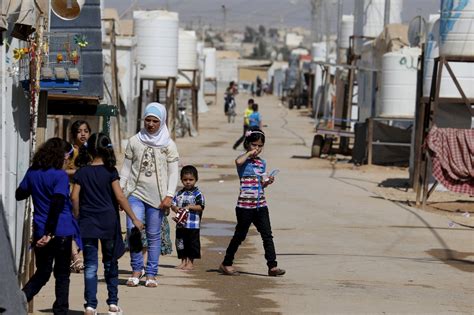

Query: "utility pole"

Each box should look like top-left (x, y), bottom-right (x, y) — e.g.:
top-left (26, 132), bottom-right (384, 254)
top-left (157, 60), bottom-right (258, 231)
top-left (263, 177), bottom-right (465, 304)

top-left (384, 0), bottom-right (391, 25)
top-left (310, 0), bottom-right (323, 43)
top-left (221, 5), bottom-right (227, 34)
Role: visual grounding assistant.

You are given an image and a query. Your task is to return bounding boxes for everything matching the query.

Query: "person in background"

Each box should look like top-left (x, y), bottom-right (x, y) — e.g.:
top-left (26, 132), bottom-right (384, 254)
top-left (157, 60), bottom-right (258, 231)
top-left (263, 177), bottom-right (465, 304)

top-left (256, 76), bottom-right (262, 97)
top-left (16, 138), bottom-right (80, 315)
top-left (171, 165), bottom-right (205, 271)
top-left (224, 81), bottom-right (238, 115)
top-left (120, 102), bottom-right (180, 288)
top-left (66, 120), bottom-right (91, 273)
top-left (72, 133), bottom-right (143, 315)
top-left (248, 103), bottom-right (262, 130)
top-left (233, 99), bottom-right (254, 150)
top-left (66, 120), bottom-right (91, 178)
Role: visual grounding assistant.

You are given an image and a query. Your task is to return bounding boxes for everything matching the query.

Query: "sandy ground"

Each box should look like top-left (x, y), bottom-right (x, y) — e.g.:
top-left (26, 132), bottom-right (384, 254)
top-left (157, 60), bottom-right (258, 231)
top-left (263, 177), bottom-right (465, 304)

top-left (31, 92), bottom-right (473, 314)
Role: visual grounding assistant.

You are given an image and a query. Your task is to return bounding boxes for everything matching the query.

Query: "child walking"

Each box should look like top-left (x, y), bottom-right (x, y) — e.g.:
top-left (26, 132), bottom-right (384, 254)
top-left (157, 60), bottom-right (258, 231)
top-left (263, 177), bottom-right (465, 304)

top-left (71, 133), bottom-right (143, 315)
top-left (171, 165), bottom-right (205, 271)
top-left (219, 129), bottom-right (285, 277)
top-left (16, 138), bottom-right (80, 315)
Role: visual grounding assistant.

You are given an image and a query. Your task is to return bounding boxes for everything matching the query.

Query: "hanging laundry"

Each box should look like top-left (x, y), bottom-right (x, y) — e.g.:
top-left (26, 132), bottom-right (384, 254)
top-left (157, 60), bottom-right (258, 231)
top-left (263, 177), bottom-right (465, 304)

top-left (426, 125), bottom-right (474, 195)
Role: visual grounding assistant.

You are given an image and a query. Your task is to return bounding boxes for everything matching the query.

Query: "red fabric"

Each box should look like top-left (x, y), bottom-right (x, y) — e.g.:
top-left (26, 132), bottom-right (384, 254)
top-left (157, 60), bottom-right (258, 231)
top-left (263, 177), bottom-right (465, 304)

top-left (426, 125), bottom-right (474, 195)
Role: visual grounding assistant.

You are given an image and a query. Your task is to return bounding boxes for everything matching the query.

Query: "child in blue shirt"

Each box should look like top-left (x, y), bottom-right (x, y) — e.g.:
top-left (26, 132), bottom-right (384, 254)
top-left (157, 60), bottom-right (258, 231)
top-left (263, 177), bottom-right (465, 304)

top-left (16, 138), bottom-right (80, 315)
top-left (171, 165), bottom-right (205, 271)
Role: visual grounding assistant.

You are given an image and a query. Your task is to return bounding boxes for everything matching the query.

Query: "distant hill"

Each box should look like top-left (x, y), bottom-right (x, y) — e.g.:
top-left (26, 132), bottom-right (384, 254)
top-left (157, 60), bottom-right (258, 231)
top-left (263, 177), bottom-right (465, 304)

top-left (105, 0), bottom-right (439, 32)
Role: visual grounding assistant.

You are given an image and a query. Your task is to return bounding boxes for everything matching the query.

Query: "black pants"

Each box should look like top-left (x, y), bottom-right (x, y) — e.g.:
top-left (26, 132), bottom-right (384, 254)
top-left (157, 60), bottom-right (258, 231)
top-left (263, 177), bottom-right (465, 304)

top-left (176, 228), bottom-right (201, 259)
top-left (23, 236), bottom-right (72, 315)
top-left (233, 125), bottom-right (250, 149)
top-left (223, 207), bottom-right (277, 269)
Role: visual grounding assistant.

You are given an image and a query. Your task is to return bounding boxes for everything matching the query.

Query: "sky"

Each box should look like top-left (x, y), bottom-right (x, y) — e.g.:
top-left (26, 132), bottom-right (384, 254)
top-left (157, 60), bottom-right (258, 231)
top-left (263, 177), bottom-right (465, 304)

top-left (104, 0), bottom-right (440, 32)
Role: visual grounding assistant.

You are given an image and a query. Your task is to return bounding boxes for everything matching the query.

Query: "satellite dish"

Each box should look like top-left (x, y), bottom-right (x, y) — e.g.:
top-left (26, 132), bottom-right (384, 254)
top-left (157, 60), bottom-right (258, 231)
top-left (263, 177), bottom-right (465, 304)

top-left (408, 16), bottom-right (427, 47)
top-left (51, 0), bottom-right (85, 21)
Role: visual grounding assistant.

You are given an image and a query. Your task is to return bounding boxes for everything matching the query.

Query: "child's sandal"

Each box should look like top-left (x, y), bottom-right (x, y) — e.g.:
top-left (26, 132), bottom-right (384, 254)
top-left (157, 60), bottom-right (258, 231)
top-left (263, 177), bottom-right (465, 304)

top-left (145, 278), bottom-right (158, 287)
top-left (70, 257), bottom-right (84, 273)
top-left (126, 277), bottom-right (139, 287)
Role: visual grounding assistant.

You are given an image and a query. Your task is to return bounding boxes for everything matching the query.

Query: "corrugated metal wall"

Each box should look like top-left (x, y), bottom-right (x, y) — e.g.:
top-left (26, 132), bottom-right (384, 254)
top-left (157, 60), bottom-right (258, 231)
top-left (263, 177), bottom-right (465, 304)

top-left (49, 0), bottom-right (104, 99)
top-left (0, 38), bottom-right (31, 268)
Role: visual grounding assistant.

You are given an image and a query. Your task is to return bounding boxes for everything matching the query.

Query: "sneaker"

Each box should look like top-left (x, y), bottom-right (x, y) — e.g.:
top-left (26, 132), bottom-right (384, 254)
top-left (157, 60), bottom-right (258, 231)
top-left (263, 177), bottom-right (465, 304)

top-left (268, 267), bottom-right (286, 276)
top-left (84, 306), bottom-right (97, 315)
top-left (108, 304), bottom-right (123, 315)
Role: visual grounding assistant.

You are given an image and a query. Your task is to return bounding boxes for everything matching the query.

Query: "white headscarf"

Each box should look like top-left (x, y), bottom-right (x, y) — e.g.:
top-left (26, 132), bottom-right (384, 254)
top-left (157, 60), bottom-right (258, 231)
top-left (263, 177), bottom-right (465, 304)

top-left (138, 102), bottom-right (171, 148)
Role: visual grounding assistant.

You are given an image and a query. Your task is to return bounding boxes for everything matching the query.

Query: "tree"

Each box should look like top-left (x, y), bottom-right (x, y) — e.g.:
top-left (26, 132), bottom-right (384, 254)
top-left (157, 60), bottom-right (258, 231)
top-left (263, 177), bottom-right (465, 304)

top-left (244, 26), bottom-right (258, 43)
top-left (258, 25), bottom-right (266, 37)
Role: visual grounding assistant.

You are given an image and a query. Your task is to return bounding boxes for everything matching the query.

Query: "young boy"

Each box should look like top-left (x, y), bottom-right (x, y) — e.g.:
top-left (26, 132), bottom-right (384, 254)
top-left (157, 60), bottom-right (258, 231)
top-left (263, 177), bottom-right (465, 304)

top-left (171, 165), bottom-right (205, 270)
top-left (248, 103), bottom-right (262, 129)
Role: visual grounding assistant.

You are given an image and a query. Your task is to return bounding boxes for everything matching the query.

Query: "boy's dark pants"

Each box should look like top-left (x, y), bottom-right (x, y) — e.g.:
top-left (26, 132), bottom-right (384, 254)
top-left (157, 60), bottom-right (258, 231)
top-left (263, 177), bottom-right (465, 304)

top-left (176, 228), bottom-right (201, 259)
top-left (233, 125), bottom-right (250, 149)
top-left (23, 236), bottom-right (72, 315)
top-left (223, 207), bottom-right (277, 269)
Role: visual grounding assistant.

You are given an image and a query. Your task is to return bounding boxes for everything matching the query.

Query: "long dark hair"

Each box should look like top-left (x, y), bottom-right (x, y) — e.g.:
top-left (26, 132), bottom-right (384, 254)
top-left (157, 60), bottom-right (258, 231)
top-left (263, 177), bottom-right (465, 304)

top-left (31, 137), bottom-right (73, 170)
top-left (75, 133), bottom-right (116, 169)
top-left (243, 128), bottom-right (265, 151)
top-left (69, 120), bottom-right (91, 143)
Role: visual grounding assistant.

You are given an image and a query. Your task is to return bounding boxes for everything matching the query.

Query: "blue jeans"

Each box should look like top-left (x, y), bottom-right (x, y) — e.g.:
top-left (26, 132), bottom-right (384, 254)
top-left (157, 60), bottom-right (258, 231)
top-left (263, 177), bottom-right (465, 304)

top-left (82, 238), bottom-right (118, 309)
top-left (127, 195), bottom-right (163, 277)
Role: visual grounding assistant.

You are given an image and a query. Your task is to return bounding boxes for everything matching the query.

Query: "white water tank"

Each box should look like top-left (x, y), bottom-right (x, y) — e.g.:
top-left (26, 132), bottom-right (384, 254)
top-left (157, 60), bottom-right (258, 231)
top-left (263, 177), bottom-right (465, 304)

top-left (423, 16), bottom-right (474, 98)
top-left (311, 42), bottom-right (327, 60)
top-left (379, 48), bottom-right (421, 117)
top-left (133, 10), bottom-right (179, 79)
top-left (178, 29), bottom-right (197, 70)
top-left (353, 0), bottom-right (402, 53)
top-left (203, 47), bottom-right (216, 79)
top-left (339, 15), bottom-right (354, 49)
top-left (439, 0), bottom-right (474, 56)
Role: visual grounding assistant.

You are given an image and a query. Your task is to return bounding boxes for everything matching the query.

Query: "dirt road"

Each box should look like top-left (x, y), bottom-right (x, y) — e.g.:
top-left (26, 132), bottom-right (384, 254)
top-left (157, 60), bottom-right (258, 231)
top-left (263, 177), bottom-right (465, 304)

top-left (33, 93), bottom-right (473, 314)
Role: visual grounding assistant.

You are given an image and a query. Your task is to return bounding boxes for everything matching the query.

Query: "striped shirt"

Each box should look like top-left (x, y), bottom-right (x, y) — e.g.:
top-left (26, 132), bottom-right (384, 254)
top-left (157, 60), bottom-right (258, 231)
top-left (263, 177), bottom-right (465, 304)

top-left (172, 187), bottom-right (205, 229)
top-left (236, 157), bottom-right (267, 209)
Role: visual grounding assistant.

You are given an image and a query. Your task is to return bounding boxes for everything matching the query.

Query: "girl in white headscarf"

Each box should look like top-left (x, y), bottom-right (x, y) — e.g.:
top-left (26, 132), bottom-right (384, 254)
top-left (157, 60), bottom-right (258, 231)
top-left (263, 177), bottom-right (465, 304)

top-left (120, 102), bottom-right (179, 287)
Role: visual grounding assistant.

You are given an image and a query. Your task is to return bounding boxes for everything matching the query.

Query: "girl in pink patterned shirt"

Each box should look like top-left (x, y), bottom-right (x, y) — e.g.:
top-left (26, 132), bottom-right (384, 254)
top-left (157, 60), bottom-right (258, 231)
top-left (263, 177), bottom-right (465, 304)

top-left (219, 129), bottom-right (285, 277)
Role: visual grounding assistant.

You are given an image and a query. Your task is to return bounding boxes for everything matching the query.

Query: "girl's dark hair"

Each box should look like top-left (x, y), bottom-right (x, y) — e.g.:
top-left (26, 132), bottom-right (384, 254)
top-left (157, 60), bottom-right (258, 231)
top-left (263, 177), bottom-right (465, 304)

top-left (31, 137), bottom-right (73, 170)
top-left (75, 132), bottom-right (116, 168)
top-left (243, 128), bottom-right (265, 151)
top-left (69, 120), bottom-right (91, 142)
top-left (181, 165), bottom-right (198, 181)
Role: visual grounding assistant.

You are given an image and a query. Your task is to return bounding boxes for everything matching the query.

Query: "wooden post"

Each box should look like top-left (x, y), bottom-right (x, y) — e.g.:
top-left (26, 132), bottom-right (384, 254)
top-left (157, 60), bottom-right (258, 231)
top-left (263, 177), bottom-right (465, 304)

top-left (166, 77), bottom-right (176, 139)
top-left (367, 118), bottom-right (373, 166)
top-left (412, 46), bottom-right (424, 191)
top-left (136, 79), bottom-right (143, 133)
top-left (109, 19), bottom-right (122, 151)
top-left (191, 70), bottom-right (198, 132)
top-left (36, 91), bottom-right (48, 146)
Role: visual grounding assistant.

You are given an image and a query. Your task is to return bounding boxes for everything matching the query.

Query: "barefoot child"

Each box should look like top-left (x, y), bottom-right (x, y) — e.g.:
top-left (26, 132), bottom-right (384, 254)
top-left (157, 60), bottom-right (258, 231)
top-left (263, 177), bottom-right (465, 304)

top-left (171, 165), bottom-right (205, 270)
top-left (219, 129), bottom-right (285, 277)
top-left (71, 133), bottom-right (143, 315)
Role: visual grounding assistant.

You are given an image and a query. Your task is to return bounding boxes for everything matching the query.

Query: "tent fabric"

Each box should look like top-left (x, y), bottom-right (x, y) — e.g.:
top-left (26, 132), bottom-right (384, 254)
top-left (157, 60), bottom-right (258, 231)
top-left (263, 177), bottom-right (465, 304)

top-left (0, 0), bottom-right (36, 33)
top-left (427, 125), bottom-right (474, 195)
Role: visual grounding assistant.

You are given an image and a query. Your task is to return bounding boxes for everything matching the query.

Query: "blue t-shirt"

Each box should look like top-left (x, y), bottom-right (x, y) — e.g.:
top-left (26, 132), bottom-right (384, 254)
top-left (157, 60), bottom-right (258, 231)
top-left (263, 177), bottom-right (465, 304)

top-left (73, 165), bottom-right (120, 239)
top-left (18, 168), bottom-right (77, 239)
top-left (248, 112), bottom-right (261, 128)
